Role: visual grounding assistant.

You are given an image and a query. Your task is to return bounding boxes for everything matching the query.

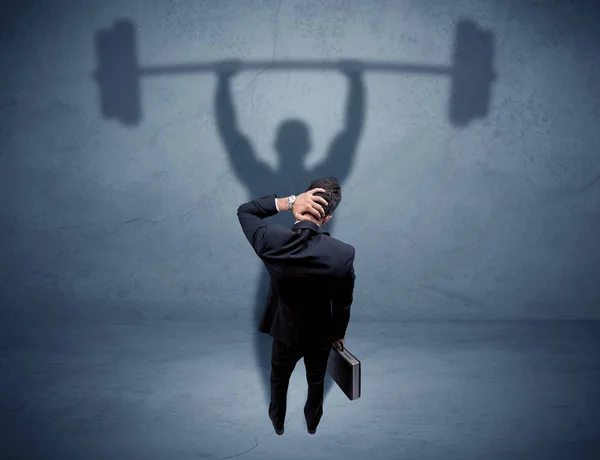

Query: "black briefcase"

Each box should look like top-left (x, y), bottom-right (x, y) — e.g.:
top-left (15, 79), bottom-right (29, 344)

top-left (326, 344), bottom-right (361, 400)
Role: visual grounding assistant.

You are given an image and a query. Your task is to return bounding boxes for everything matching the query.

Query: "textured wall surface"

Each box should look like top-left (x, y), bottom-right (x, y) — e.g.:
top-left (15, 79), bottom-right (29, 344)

top-left (1, 0), bottom-right (599, 321)
top-left (2, 2), bottom-right (600, 460)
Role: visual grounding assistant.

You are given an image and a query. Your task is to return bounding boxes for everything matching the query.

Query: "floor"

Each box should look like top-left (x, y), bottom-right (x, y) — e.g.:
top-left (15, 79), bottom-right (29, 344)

top-left (1, 319), bottom-right (599, 460)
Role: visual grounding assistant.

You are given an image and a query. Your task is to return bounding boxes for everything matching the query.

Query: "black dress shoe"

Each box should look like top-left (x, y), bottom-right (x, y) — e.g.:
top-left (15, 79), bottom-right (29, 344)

top-left (275, 426), bottom-right (284, 435)
top-left (307, 426), bottom-right (316, 434)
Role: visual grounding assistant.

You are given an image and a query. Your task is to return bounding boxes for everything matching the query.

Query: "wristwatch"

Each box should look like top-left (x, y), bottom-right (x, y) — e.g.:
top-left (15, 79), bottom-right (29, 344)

top-left (288, 195), bottom-right (296, 211)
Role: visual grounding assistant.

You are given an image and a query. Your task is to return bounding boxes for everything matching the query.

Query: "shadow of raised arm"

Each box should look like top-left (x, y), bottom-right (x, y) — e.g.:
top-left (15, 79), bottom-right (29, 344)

top-left (214, 64), bottom-right (272, 188)
top-left (312, 63), bottom-right (366, 182)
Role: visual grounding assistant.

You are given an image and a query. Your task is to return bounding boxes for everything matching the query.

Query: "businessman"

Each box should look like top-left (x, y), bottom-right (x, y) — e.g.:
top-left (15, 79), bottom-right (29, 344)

top-left (237, 176), bottom-right (356, 435)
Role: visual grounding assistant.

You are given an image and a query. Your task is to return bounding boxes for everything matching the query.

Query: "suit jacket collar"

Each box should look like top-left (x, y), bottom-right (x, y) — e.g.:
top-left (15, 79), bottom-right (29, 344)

top-left (292, 220), bottom-right (330, 236)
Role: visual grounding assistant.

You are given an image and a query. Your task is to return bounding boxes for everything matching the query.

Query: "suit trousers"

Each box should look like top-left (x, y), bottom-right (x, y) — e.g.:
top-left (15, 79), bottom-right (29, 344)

top-left (268, 337), bottom-right (331, 430)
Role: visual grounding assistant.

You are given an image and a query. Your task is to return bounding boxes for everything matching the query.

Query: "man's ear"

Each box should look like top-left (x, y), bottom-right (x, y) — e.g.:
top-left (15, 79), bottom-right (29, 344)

top-left (324, 214), bottom-right (333, 224)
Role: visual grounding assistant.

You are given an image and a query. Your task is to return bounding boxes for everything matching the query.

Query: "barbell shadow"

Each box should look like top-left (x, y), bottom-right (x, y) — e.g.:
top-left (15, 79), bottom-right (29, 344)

top-left (93, 18), bottom-right (496, 127)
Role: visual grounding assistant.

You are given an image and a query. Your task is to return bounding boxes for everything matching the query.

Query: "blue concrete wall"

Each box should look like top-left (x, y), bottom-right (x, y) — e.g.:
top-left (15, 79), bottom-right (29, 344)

top-left (1, 0), bottom-right (599, 322)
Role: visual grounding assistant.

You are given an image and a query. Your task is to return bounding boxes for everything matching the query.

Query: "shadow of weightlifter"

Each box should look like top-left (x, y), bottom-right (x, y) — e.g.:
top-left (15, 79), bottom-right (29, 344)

top-left (213, 59), bottom-right (366, 404)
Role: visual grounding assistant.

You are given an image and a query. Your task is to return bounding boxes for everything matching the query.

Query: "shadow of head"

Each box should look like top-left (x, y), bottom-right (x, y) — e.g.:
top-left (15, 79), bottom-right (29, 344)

top-left (273, 119), bottom-right (312, 167)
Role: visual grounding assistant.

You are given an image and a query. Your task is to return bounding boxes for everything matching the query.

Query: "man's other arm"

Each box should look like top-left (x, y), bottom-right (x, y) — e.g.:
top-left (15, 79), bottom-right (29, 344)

top-left (331, 247), bottom-right (356, 341)
top-left (237, 195), bottom-right (289, 256)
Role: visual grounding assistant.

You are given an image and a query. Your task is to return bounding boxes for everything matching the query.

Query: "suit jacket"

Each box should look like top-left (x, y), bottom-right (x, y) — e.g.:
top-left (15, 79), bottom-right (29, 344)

top-left (237, 194), bottom-right (356, 348)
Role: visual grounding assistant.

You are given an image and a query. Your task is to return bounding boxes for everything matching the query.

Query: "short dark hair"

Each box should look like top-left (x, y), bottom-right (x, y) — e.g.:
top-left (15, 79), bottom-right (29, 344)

top-left (306, 176), bottom-right (341, 217)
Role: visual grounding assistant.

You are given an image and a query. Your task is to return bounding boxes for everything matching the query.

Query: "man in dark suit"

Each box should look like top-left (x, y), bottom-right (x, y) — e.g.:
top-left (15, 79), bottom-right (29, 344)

top-left (237, 176), bottom-right (356, 435)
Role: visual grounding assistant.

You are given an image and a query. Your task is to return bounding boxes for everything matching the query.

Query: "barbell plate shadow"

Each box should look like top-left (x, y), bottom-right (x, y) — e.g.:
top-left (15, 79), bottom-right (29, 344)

top-left (94, 19), bottom-right (141, 126)
top-left (449, 19), bottom-right (496, 126)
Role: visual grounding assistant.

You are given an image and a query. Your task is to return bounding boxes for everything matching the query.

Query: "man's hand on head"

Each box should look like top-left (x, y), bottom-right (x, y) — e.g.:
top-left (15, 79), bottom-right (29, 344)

top-left (293, 188), bottom-right (328, 222)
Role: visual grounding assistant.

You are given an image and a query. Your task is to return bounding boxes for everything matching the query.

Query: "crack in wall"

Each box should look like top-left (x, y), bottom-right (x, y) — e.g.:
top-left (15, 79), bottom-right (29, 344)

top-left (217, 435), bottom-right (260, 460)
top-left (217, 401), bottom-right (304, 459)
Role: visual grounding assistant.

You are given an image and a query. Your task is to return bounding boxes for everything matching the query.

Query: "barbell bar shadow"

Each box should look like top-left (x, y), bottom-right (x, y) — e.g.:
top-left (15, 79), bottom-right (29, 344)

top-left (139, 60), bottom-right (451, 75)
top-left (94, 18), bottom-right (495, 127)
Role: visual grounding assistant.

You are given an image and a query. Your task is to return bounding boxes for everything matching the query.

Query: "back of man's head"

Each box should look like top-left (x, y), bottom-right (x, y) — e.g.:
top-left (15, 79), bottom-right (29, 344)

top-left (306, 176), bottom-right (341, 217)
